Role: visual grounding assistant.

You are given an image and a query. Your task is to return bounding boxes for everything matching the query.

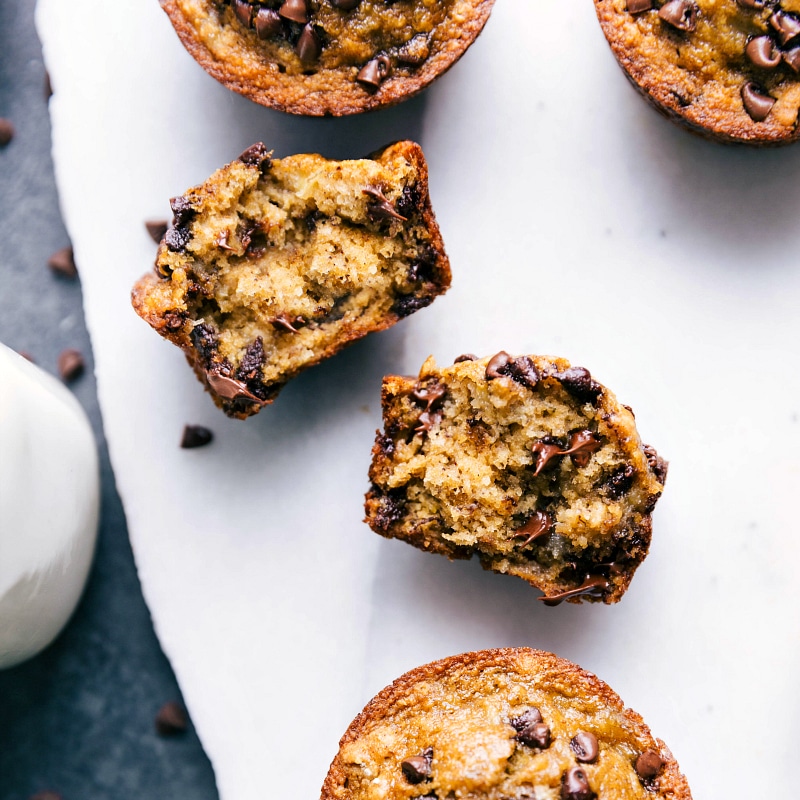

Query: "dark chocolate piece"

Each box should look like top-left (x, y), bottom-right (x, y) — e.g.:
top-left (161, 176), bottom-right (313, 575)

top-left (206, 372), bottom-right (265, 404)
top-left (563, 430), bottom-right (602, 468)
top-left (357, 56), bottom-right (392, 89)
top-left (279, 0), bottom-right (309, 23)
top-left (605, 464), bottom-right (636, 498)
top-left (296, 23), bottom-right (321, 62)
top-left (155, 701), bottom-right (189, 735)
top-left (145, 220), bottom-right (169, 243)
top-left (570, 731), bottom-right (599, 763)
top-left (784, 45), bottom-right (800, 71)
top-left (643, 444), bottom-right (668, 484)
top-left (513, 510), bottom-right (553, 548)
top-left (401, 748), bottom-right (433, 784)
top-left (454, 353), bottom-right (477, 363)
top-left (657, 0), bottom-right (698, 31)
top-left (485, 351), bottom-right (512, 380)
top-left (635, 750), bottom-right (665, 779)
top-left (392, 293), bottom-right (432, 318)
top-left (626, 0), bottom-right (653, 10)
top-left (370, 488), bottom-right (405, 531)
top-left (233, 0), bottom-right (253, 27)
top-left (0, 118), bottom-right (15, 147)
top-left (181, 425), bottom-right (214, 448)
top-left (48, 246), bottom-right (77, 278)
top-left (255, 8), bottom-right (282, 37)
top-left (412, 382), bottom-right (446, 408)
top-left (239, 142), bottom-right (272, 172)
top-left (236, 337), bottom-right (265, 382)
top-left (556, 366), bottom-right (602, 404)
top-left (397, 34), bottom-right (431, 65)
top-left (332, 0), bottom-right (361, 8)
top-left (746, 35), bottom-right (781, 69)
top-left (741, 82), bottom-right (775, 121)
top-left (363, 186), bottom-right (407, 222)
top-left (507, 356), bottom-right (540, 389)
top-left (561, 766), bottom-right (596, 800)
top-left (540, 574), bottom-right (611, 605)
top-left (770, 9), bottom-right (800, 45)
top-left (271, 312), bottom-right (306, 333)
top-left (58, 348), bottom-right (85, 382)
top-left (517, 721), bottom-right (551, 749)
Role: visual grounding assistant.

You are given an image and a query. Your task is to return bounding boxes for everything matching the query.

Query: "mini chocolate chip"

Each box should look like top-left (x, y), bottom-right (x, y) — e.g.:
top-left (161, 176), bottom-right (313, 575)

top-left (0, 118), bottom-right (15, 147)
top-left (145, 219), bottom-right (169, 243)
top-left (556, 366), bottom-right (602, 404)
top-left (784, 45), bottom-right (800, 71)
top-left (239, 142), bottom-right (272, 172)
top-left (511, 708), bottom-right (543, 731)
top-left (48, 246), bottom-right (77, 278)
top-left (233, 0), bottom-right (253, 26)
top-left (570, 732), bottom-right (599, 763)
top-left (155, 701), bottom-right (189, 735)
top-left (746, 35), bottom-right (781, 68)
top-left (363, 186), bottom-right (407, 222)
top-left (255, 7), bottom-right (282, 37)
top-left (507, 356), bottom-right (540, 389)
top-left (454, 353), bottom-right (478, 363)
top-left (357, 55), bottom-right (392, 88)
top-left (626, 0), bottom-right (653, 10)
top-left (181, 425), bottom-right (214, 449)
top-left (658, 0), bottom-right (698, 31)
top-left (401, 748), bottom-right (433, 784)
top-left (561, 766), bottom-right (596, 800)
top-left (206, 372), bottom-right (265, 404)
top-left (58, 348), bottom-right (85, 382)
top-left (514, 510), bottom-right (553, 547)
top-left (635, 750), bottom-right (665, 779)
top-left (485, 351), bottom-right (513, 380)
top-left (332, 0), bottom-right (360, 8)
top-left (771, 9), bottom-right (800, 45)
top-left (279, 0), bottom-right (308, 23)
top-left (741, 82), bottom-right (775, 121)
top-left (540, 574), bottom-right (611, 606)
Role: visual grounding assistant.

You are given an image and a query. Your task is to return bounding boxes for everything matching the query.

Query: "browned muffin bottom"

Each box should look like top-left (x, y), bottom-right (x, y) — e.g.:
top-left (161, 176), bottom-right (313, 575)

top-left (160, 0), bottom-right (496, 115)
top-left (365, 353), bottom-right (667, 604)
top-left (595, 0), bottom-right (800, 143)
top-left (321, 648), bottom-right (693, 800)
top-left (131, 141), bottom-right (450, 419)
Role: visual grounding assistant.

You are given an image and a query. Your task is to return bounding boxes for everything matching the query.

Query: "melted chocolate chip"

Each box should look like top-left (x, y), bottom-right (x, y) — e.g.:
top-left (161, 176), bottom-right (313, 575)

top-left (412, 382), bottom-right (446, 408)
top-left (238, 142), bottom-right (272, 172)
top-left (561, 766), bottom-right (596, 800)
top-left (570, 732), bottom-right (599, 763)
top-left (741, 82), bottom-right (775, 121)
top-left (556, 367), bottom-right (602, 405)
top-left (357, 56), bottom-right (392, 89)
top-left (658, 0), bottom-right (698, 31)
top-left (518, 721), bottom-right (551, 749)
top-left (454, 353), bottom-right (478, 363)
top-left (514, 510), bottom-right (553, 547)
top-left (605, 464), bottom-right (636, 498)
top-left (166, 196), bottom-right (196, 252)
top-left (271, 312), bottom-right (306, 333)
top-left (236, 337), bottom-right (265, 382)
top-left (395, 184), bottom-right (422, 219)
top-left (58, 348), bottom-right (85, 382)
top-left (206, 372), bottom-right (266, 404)
top-left (279, 0), bottom-right (308, 24)
top-left (563, 430), bottom-right (602, 467)
top-left (255, 7), bottom-right (282, 37)
top-left (163, 311), bottom-right (185, 331)
top-left (363, 186), bottom-right (407, 222)
top-left (296, 23), bottom-right (321, 62)
top-left (145, 219), bottom-right (169, 243)
top-left (626, 0), bottom-right (653, 10)
top-left (635, 750), bottom-right (665, 780)
top-left (190, 323), bottom-right (219, 364)
top-left (507, 356), bottom-right (540, 389)
top-left (371, 487), bottom-right (406, 531)
top-left (401, 748), bottom-right (433, 784)
top-left (375, 431), bottom-right (395, 458)
top-left (414, 409), bottom-right (441, 435)
top-left (0, 118), bottom-right (14, 147)
top-left (770, 9), bottom-right (800, 45)
top-left (746, 35), bottom-right (781, 69)
top-left (48, 246), bottom-right (77, 278)
top-left (539, 574), bottom-right (611, 605)
top-left (485, 351), bottom-right (513, 380)
top-left (643, 444), bottom-right (668, 484)
top-left (181, 425), bottom-right (214, 449)
top-left (393, 293), bottom-right (432, 318)
top-left (531, 440), bottom-right (565, 476)
top-left (233, 0), bottom-right (253, 27)
top-left (155, 701), bottom-right (189, 735)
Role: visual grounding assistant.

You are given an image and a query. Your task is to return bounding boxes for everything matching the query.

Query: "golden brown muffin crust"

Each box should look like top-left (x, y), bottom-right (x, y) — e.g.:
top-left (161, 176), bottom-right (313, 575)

top-left (160, 0), bottom-right (496, 115)
top-left (321, 648), bottom-right (693, 800)
top-left (595, 0), bottom-right (800, 144)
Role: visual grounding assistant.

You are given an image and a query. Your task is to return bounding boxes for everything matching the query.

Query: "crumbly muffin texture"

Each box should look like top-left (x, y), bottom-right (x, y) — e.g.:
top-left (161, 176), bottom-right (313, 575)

top-left (321, 648), bottom-right (693, 800)
top-left (131, 141), bottom-right (450, 419)
top-left (595, 0), bottom-right (800, 143)
top-left (365, 353), bottom-right (667, 604)
top-left (161, 0), bottom-right (496, 115)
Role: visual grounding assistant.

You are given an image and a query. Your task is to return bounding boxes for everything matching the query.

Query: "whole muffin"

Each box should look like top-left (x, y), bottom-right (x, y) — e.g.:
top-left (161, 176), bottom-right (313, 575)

top-left (365, 353), bottom-right (667, 604)
top-left (321, 648), bottom-right (693, 800)
top-left (594, 0), bottom-right (800, 144)
top-left (132, 141), bottom-right (450, 418)
top-left (160, 0), bottom-right (496, 115)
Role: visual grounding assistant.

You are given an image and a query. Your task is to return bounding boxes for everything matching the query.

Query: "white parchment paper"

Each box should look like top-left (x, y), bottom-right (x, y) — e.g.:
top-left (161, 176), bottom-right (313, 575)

top-left (37, 1), bottom-right (800, 798)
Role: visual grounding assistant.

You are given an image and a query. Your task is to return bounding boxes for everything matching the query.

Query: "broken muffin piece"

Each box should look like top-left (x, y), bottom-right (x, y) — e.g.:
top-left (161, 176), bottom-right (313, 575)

top-left (131, 141), bottom-right (450, 419)
top-left (365, 352), bottom-right (667, 604)
top-left (321, 648), bottom-right (693, 800)
top-left (595, 0), bottom-right (800, 144)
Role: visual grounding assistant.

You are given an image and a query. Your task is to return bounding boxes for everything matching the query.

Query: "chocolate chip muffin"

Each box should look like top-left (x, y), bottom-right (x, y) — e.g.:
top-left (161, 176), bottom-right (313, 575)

top-left (160, 0), bottom-right (496, 116)
top-left (321, 648), bottom-right (693, 800)
top-left (131, 141), bottom-right (450, 419)
top-left (595, 0), bottom-right (800, 144)
top-left (365, 353), bottom-right (667, 604)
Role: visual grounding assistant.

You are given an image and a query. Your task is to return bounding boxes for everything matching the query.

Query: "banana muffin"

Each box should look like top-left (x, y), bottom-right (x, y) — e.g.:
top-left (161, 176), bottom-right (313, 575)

top-left (365, 353), bottom-right (667, 604)
top-left (321, 648), bottom-right (693, 800)
top-left (160, 0), bottom-right (496, 115)
top-left (595, 0), bottom-right (800, 144)
top-left (132, 141), bottom-right (450, 419)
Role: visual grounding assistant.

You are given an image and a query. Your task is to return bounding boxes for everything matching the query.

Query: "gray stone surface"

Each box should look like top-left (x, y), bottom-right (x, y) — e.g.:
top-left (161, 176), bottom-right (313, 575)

top-left (0, 3), bottom-right (218, 798)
